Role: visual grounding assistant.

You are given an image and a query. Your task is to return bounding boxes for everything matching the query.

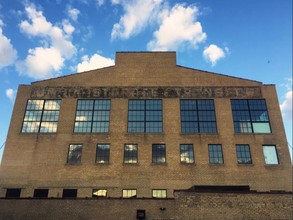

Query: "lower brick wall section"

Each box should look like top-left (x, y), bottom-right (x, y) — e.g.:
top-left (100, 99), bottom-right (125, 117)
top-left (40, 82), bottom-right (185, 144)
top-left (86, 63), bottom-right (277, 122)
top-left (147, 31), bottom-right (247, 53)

top-left (0, 192), bottom-right (292, 220)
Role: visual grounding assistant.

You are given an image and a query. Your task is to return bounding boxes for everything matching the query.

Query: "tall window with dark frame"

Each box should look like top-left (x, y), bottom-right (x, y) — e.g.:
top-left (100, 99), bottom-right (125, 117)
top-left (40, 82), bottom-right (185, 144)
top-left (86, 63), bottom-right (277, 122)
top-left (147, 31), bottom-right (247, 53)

top-left (74, 100), bottom-right (111, 133)
top-left (231, 99), bottom-right (271, 133)
top-left (180, 99), bottom-right (217, 133)
top-left (96, 144), bottom-right (110, 164)
top-left (22, 99), bottom-right (61, 133)
top-left (208, 144), bottom-right (224, 164)
top-left (124, 144), bottom-right (138, 164)
top-left (152, 144), bottom-right (166, 164)
top-left (180, 144), bottom-right (195, 163)
top-left (67, 144), bottom-right (82, 164)
top-left (128, 100), bottom-right (162, 133)
top-left (236, 144), bottom-right (252, 164)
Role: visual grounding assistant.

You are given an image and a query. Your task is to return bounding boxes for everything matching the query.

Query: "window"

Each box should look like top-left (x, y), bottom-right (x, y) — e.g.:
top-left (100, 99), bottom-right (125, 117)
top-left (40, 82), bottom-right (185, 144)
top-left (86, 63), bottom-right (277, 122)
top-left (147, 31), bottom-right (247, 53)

top-left (263, 145), bottom-right (279, 165)
top-left (122, 189), bottom-right (137, 198)
top-left (236, 144), bottom-right (252, 164)
top-left (128, 100), bottom-right (162, 133)
top-left (33, 189), bottom-right (49, 198)
top-left (62, 189), bottom-right (77, 198)
top-left (180, 99), bottom-right (217, 133)
top-left (124, 144), bottom-right (138, 163)
top-left (152, 144), bottom-right (166, 164)
top-left (74, 100), bottom-right (111, 133)
top-left (5, 188), bottom-right (21, 198)
top-left (96, 144), bottom-right (110, 164)
top-left (208, 144), bottom-right (224, 164)
top-left (92, 189), bottom-right (107, 198)
top-left (180, 144), bottom-right (195, 163)
top-left (152, 189), bottom-right (167, 198)
top-left (67, 144), bottom-right (82, 164)
top-left (231, 99), bottom-right (271, 133)
top-left (22, 99), bottom-right (61, 133)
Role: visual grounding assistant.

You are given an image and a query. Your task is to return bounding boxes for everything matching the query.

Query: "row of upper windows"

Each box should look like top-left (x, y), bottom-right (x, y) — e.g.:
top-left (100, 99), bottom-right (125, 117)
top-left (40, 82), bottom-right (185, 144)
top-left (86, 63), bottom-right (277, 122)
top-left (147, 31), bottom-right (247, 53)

top-left (5, 188), bottom-right (167, 199)
top-left (67, 143), bottom-right (280, 165)
top-left (21, 99), bottom-right (272, 134)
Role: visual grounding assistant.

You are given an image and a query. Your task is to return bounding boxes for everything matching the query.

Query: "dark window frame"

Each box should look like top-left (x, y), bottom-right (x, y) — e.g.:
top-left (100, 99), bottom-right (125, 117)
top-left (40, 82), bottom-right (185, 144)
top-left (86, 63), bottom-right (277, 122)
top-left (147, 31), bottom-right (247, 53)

top-left (5, 188), bottom-right (21, 198)
top-left (236, 144), bottom-right (252, 164)
top-left (152, 144), bottom-right (166, 164)
top-left (231, 99), bottom-right (271, 133)
top-left (21, 99), bottom-right (61, 133)
top-left (180, 99), bottom-right (217, 133)
top-left (74, 99), bottom-right (111, 133)
top-left (128, 99), bottom-right (163, 133)
top-left (208, 144), bottom-right (224, 164)
top-left (62, 189), bottom-right (77, 198)
top-left (33, 189), bottom-right (49, 198)
top-left (124, 144), bottom-right (138, 164)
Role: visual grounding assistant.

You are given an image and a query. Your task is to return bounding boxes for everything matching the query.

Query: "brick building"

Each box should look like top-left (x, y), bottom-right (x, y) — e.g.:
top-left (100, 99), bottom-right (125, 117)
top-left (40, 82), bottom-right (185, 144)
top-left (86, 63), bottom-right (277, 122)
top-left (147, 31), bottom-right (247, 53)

top-left (0, 52), bottom-right (292, 219)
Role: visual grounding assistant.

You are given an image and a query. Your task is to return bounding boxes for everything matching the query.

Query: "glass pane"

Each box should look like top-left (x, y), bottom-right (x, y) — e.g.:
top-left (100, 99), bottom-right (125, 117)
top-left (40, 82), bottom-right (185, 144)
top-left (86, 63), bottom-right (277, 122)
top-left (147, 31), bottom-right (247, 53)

top-left (40, 122), bottom-right (58, 133)
top-left (74, 122), bottom-right (92, 133)
top-left (92, 122), bottom-right (109, 132)
top-left (27, 100), bottom-right (44, 110)
top-left (67, 144), bottom-right (82, 164)
top-left (93, 111), bottom-right (110, 121)
top-left (44, 100), bottom-right (61, 110)
top-left (96, 144), bottom-right (110, 163)
top-left (75, 111), bottom-right (93, 121)
top-left (22, 122), bottom-right (40, 133)
top-left (250, 110), bottom-right (269, 121)
top-left (181, 122), bottom-right (198, 133)
top-left (146, 111), bottom-right (162, 121)
top-left (128, 122), bottom-right (144, 132)
top-left (253, 122), bottom-right (271, 133)
top-left (146, 100), bottom-right (162, 110)
top-left (124, 144), bottom-right (138, 163)
top-left (93, 189), bottom-right (107, 197)
top-left (180, 100), bottom-right (197, 110)
top-left (94, 100), bottom-right (111, 110)
top-left (146, 122), bottom-right (162, 133)
top-left (234, 122), bottom-right (252, 133)
top-left (77, 100), bottom-right (94, 110)
top-left (129, 100), bottom-right (145, 110)
top-left (263, 146), bottom-right (279, 164)
top-left (128, 111), bottom-right (144, 121)
top-left (42, 111), bottom-right (59, 121)
top-left (24, 111), bottom-right (42, 121)
top-left (197, 100), bottom-right (214, 110)
top-left (181, 111), bottom-right (197, 121)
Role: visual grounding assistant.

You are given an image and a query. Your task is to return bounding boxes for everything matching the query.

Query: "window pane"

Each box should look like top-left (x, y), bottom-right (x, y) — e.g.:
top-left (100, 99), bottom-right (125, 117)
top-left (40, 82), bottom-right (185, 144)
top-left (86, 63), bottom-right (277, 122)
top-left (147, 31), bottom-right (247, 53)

top-left (22, 122), bottom-right (40, 133)
top-left (96, 144), bottom-right (110, 163)
top-left (236, 144), bottom-right (252, 164)
top-left (152, 144), bottom-right (166, 163)
top-left (252, 122), bottom-right (271, 133)
top-left (208, 144), bottom-right (224, 164)
top-left (24, 111), bottom-right (42, 121)
top-left (40, 122), bottom-right (58, 133)
top-left (128, 122), bottom-right (145, 132)
top-left (122, 189), bottom-right (137, 198)
top-left (77, 100), bottom-right (94, 110)
top-left (263, 145), bottom-right (279, 165)
top-left (124, 144), bottom-right (138, 163)
top-left (44, 100), bottom-right (61, 110)
top-left (27, 100), bottom-right (44, 110)
top-left (67, 144), bottom-right (82, 164)
top-left (74, 122), bottom-right (92, 132)
top-left (92, 189), bottom-right (107, 198)
top-left (152, 189), bottom-right (167, 198)
top-left (180, 144), bottom-right (194, 163)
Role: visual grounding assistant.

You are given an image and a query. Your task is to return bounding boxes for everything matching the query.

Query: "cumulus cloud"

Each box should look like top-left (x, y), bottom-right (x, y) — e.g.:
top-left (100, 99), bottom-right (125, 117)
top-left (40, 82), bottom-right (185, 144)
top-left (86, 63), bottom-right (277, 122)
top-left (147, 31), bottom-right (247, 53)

top-left (68, 8), bottom-right (80, 21)
top-left (97, 0), bottom-right (105, 6)
top-left (77, 54), bottom-right (114, 72)
top-left (17, 3), bottom-right (76, 79)
top-left (6, 88), bottom-right (16, 101)
top-left (203, 44), bottom-right (226, 66)
top-left (147, 4), bottom-right (207, 51)
top-left (0, 20), bottom-right (17, 68)
top-left (111, 0), bottom-right (162, 40)
top-left (280, 90), bottom-right (292, 121)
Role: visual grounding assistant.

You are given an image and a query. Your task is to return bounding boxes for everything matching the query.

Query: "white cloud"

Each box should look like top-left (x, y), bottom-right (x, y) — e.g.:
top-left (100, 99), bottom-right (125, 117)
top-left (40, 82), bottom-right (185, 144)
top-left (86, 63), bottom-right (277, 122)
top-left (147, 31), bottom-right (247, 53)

top-left (111, 0), bottom-right (163, 40)
top-left (18, 4), bottom-right (76, 79)
top-left (16, 47), bottom-right (64, 79)
top-left (203, 44), bottom-right (226, 66)
top-left (77, 54), bottom-right (114, 72)
top-left (0, 20), bottom-right (17, 68)
top-left (6, 88), bottom-right (16, 101)
top-left (97, 0), bottom-right (105, 6)
top-left (147, 4), bottom-right (207, 51)
top-left (68, 8), bottom-right (80, 21)
top-left (280, 90), bottom-right (292, 121)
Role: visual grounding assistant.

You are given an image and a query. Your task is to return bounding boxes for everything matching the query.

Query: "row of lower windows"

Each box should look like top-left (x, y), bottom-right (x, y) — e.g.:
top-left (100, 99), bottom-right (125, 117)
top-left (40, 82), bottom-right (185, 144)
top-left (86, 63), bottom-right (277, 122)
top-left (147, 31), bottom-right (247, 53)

top-left (21, 99), bottom-right (271, 134)
top-left (67, 144), bottom-right (279, 165)
top-left (5, 188), bottom-right (167, 199)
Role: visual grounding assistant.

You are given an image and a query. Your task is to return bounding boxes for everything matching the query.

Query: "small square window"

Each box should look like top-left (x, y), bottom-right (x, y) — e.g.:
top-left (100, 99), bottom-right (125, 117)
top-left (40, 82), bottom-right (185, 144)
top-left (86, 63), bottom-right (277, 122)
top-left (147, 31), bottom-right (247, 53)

top-left (5, 188), bottom-right (21, 198)
top-left (33, 189), bottom-right (49, 198)
top-left (122, 189), bottom-right (137, 198)
top-left (62, 189), bottom-right (77, 198)
top-left (92, 189), bottom-right (107, 198)
top-left (152, 189), bottom-right (167, 198)
top-left (263, 145), bottom-right (279, 165)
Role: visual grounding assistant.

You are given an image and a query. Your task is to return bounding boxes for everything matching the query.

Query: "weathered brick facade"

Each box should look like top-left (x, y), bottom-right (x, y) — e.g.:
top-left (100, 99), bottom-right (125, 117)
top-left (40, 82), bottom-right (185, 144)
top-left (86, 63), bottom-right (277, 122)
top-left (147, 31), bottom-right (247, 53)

top-left (0, 52), bottom-right (292, 219)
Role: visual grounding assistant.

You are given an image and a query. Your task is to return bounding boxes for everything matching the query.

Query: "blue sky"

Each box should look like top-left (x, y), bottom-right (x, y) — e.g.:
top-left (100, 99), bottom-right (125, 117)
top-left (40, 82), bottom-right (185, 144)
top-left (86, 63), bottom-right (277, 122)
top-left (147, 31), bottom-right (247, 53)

top-left (0, 0), bottom-right (292, 161)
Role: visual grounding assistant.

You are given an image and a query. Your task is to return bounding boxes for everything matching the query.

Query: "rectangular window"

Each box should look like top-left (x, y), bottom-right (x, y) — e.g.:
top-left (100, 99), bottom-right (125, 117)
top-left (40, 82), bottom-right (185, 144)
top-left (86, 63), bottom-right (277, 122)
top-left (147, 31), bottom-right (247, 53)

top-left (124, 144), bottom-right (138, 164)
top-left (92, 189), bottom-right (107, 198)
top-left (180, 144), bottom-right (195, 163)
top-left (180, 99), bottom-right (217, 133)
top-left (231, 99), bottom-right (271, 133)
top-left (208, 144), bottom-right (224, 164)
top-left (33, 189), bottom-right (49, 198)
top-left (22, 99), bottom-right (61, 133)
top-left (96, 144), bottom-right (110, 164)
top-left (122, 189), bottom-right (137, 198)
top-left (152, 144), bottom-right (166, 164)
top-left (128, 100), bottom-right (162, 133)
top-left (263, 145), bottom-right (279, 165)
top-left (67, 144), bottom-right (82, 164)
top-left (152, 189), bottom-right (167, 198)
top-left (62, 189), bottom-right (77, 198)
top-left (5, 188), bottom-right (21, 198)
top-left (236, 144), bottom-right (252, 164)
top-left (74, 100), bottom-right (111, 133)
